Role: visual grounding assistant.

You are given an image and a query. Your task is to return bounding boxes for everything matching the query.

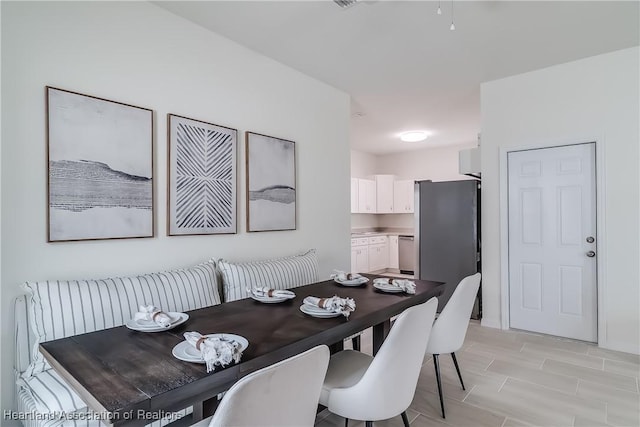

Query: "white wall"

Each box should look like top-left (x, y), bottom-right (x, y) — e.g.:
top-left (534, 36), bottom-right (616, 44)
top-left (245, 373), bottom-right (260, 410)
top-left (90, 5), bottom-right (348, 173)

top-left (481, 47), bottom-right (640, 354)
top-left (0, 0), bottom-right (350, 416)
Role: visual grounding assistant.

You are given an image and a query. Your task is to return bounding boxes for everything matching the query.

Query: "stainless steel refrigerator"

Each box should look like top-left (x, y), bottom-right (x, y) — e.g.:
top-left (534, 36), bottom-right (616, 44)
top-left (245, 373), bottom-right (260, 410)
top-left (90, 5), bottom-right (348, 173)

top-left (414, 180), bottom-right (481, 317)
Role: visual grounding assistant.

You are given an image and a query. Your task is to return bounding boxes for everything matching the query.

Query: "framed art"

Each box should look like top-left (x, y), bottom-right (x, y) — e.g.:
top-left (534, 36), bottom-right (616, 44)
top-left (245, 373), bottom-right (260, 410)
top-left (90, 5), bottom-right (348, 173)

top-left (167, 114), bottom-right (237, 235)
top-left (46, 86), bottom-right (154, 242)
top-left (245, 132), bottom-right (296, 232)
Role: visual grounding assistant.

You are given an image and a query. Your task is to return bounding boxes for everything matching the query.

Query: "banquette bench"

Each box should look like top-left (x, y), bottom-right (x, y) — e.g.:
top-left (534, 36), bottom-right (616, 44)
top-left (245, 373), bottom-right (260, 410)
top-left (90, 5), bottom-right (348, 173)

top-left (13, 250), bottom-right (318, 427)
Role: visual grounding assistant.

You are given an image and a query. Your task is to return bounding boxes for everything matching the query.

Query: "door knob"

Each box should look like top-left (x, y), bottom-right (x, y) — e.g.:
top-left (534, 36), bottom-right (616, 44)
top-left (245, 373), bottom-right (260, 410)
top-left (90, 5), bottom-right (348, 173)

top-left (586, 251), bottom-right (596, 258)
top-left (586, 236), bottom-right (595, 243)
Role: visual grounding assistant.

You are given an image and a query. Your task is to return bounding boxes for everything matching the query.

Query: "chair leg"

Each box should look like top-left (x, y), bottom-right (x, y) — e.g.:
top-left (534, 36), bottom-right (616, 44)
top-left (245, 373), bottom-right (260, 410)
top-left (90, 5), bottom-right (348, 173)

top-left (401, 411), bottom-right (410, 427)
top-left (451, 352), bottom-right (466, 390)
top-left (344, 418), bottom-right (349, 427)
top-left (433, 354), bottom-right (446, 418)
top-left (352, 335), bottom-right (361, 351)
top-left (365, 422), bottom-right (373, 427)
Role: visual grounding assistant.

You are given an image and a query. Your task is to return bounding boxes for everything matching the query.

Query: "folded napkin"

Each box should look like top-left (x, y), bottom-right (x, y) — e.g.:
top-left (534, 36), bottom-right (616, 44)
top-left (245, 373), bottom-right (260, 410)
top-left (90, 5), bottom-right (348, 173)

top-left (373, 278), bottom-right (416, 294)
top-left (134, 305), bottom-right (172, 327)
top-left (303, 295), bottom-right (356, 318)
top-left (247, 286), bottom-right (295, 299)
top-left (330, 270), bottom-right (363, 281)
top-left (184, 331), bottom-right (243, 373)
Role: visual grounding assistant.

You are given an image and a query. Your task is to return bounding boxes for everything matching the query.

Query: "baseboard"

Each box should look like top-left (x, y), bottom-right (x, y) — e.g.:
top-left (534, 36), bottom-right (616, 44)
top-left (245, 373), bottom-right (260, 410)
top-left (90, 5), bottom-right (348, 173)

top-left (599, 340), bottom-right (640, 356)
top-left (480, 318), bottom-right (502, 329)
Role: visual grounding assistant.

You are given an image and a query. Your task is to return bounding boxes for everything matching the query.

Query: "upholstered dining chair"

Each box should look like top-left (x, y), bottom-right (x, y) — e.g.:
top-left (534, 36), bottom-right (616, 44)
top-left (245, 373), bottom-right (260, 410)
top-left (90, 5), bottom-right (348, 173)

top-left (191, 345), bottom-right (330, 427)
top-left (426, 272), bottom-right (481, 418)
top-left (319, 297), bottom-right (438, 427)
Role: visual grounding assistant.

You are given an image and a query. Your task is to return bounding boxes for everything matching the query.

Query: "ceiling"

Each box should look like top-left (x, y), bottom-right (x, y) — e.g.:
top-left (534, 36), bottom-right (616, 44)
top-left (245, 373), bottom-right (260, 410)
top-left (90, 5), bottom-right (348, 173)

top-left (154, 1), bottom-right (639, 155)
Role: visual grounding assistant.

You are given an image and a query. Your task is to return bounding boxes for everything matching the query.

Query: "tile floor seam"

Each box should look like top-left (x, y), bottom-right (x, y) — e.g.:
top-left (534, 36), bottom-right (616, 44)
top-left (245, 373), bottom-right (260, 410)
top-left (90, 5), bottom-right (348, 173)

top-left (497, 376), bottom-right (509, 393)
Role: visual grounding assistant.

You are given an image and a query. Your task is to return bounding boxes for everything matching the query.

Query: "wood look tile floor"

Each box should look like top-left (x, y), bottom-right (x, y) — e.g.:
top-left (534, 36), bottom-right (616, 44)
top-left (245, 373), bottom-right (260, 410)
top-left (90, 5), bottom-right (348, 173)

top-left (314, 322), bottom-right (640, 427)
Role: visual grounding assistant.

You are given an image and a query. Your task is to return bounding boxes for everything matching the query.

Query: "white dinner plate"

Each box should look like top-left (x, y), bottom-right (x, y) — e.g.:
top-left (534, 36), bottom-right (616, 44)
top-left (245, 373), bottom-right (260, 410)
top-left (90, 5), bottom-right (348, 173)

top-left (373, 282), bottom-right (404, 293)
top-left (125, 312), bottom-right (189, 332)
top-left (250, 292), bottom-right (295, 304)
top-left (172, 334), bottom-right (249, 363)
top-left (299, 304), bottom-right (341, 318)
top-left (334, 276), bottom-right (369, 287)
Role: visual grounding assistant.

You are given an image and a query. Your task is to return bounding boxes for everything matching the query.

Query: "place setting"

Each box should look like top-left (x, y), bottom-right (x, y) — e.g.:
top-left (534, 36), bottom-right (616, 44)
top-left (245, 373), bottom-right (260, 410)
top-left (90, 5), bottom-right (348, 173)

top-left (331, 270), bottom-right (369, 287)
top-left (300, 295), bottom-right (356, 319)
top-left (125, 304), bottom-right (189, 332)
top-left (247, 286), bottom-right (296, 304)
top-left (372, 277), bottom-right (416, 294)
top-left (172, 331), bottom-right (248, 373)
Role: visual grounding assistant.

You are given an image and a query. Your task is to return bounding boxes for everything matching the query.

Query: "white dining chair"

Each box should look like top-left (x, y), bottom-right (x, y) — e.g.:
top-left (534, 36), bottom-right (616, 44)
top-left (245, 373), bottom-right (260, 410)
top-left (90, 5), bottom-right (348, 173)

top-left (426, 272), bottom-right (481, 418)
top-left (191, 345), bottom-right (330, 427)
top-left (319, 297), bottom-right (438, 427)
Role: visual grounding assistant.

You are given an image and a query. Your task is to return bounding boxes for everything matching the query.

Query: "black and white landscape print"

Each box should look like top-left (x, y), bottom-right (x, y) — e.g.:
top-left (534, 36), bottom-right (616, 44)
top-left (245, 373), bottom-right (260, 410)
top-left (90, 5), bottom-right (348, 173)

top-left (168, 115), bottom-right (237, 235)
top-left (47, 87), bottom-right (153, 241)
top-left (246, 132), bottom-right (296, 232)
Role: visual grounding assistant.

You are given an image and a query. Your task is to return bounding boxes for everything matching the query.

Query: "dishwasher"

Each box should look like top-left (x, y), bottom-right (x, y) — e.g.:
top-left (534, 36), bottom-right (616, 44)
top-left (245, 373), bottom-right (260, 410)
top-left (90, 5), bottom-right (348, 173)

top-left (398, 235), bottom-right (415, 275)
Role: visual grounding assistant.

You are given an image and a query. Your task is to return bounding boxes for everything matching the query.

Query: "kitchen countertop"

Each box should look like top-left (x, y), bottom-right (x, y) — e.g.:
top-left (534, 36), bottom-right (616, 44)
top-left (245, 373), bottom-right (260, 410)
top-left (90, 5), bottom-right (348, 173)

top-left (351, 229), bottom-right (414, 237)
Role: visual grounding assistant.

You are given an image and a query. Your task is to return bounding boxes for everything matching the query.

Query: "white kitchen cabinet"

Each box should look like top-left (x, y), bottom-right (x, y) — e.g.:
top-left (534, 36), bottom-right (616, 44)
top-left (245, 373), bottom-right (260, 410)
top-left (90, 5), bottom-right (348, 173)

top-left (368, 235), bottom-right (389, 272)
top-left (393, 180), bottom-right (414, 213)
top-left (375, 175), bottom-right (395, 213)
top-left (351, 237), bottom-right (370, 273)
top-left (357, 179), bottom-right (376, 213)
top-left (350, 178), bottom-right (359, 213)
top-left (388, 235), bottom-right (399, 269)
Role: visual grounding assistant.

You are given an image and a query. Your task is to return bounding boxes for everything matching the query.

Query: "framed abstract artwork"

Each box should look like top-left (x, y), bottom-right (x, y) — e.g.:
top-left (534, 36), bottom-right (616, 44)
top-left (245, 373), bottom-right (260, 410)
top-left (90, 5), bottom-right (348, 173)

top-left (46, 87), bottom-right (154, 242)
top-left (245, 132), bottom-right (296, 232)
top-left (167, 114), bottom-right (237, 235)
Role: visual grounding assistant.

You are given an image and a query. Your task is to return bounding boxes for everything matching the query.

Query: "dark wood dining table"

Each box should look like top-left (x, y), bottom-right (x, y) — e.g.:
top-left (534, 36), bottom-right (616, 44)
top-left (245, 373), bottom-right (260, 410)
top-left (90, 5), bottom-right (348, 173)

top-left (40, 274), bottom-right (443, 427)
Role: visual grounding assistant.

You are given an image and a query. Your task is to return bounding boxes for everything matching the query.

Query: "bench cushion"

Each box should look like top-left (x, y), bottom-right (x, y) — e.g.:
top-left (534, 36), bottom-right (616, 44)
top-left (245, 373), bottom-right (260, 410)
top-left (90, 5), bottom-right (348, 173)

top-left (218, 249), bottom-right (319, 302)
top-left (22, 260), bottom-right (221, 376)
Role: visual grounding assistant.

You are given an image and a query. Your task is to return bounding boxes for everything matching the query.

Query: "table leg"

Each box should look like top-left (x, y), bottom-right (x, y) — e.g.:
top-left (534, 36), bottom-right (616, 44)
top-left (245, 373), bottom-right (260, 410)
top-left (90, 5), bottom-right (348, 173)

top-left (372, 319), bottom-right (391, 355)
top-left (329, 340), bottom-right (344, 354)
top-left (192, 402), bottom-right (203, 422)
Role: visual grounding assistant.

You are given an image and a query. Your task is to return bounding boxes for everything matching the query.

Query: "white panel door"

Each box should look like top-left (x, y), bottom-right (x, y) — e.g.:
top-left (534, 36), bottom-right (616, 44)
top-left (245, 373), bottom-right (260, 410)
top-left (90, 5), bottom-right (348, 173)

top-left (508, 143), bottom-right (597, 342)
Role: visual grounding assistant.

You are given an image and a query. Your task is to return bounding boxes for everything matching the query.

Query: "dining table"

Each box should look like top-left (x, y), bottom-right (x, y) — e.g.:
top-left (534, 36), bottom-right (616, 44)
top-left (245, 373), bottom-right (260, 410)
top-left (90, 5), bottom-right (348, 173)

top-left (40, 274), bottom-right (444, 427)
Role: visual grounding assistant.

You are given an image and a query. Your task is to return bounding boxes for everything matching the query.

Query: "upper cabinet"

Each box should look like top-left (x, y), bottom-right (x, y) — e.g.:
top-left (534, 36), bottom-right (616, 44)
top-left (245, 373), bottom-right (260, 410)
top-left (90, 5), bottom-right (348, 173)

top-left (351, 175), bottom-right (414, 214)
top-left (357, 178), bottom-right (376, 213)
top-left (393, 180), bottom-right (414, 213)
top-left (375, 175), bottom-right (395, 214)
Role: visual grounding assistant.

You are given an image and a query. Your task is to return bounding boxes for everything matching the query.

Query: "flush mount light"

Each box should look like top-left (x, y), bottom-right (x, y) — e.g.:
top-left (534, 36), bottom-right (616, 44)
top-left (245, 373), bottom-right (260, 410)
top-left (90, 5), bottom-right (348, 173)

top-left (400, 131), bottom-right (429, 142)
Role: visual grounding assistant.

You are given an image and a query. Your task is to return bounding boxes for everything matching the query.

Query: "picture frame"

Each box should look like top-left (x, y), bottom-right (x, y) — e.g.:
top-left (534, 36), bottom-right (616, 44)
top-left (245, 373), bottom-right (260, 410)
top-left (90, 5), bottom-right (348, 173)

top-left (167, 114), bottom-right (238, 235)
top-left (245, 131), bottom-right (296, 232)
top-left (46, 86), bottom-right (154, 242)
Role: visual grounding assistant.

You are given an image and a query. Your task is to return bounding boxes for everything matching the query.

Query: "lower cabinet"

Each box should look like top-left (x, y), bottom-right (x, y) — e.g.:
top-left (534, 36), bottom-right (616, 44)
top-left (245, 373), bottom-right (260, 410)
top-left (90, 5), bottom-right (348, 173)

top-left (351, 237), bottom-right (370, 273)
top-left (367, 235), bottom-right (389, 272)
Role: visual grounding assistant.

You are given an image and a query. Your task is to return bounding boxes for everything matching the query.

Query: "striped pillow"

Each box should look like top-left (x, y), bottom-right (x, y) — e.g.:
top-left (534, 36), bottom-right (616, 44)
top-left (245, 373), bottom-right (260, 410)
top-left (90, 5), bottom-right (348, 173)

top-left (218, 249), bottom-right (319, 302)
top-left (22, 259), bottom-right (221, 376)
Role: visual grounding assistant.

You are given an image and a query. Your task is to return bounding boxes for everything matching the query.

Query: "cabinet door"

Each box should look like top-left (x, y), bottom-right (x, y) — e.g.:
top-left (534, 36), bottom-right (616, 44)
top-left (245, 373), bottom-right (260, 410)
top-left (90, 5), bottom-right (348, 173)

top-left (358, 179), bottom-right (376, 213)
top-left (350, 247), bottom-right (358, 272)
top-left (350, 178), bottom-right (359, 213)
top-left (394, 180), bottom-right (415, 213)
top-left (354, 246), bottom-right (369, 273)
top-left (389, 235), bottom-right (399, 269)
top-left (375, 175), bottom-right (395, 213)
top-left (368, 242), bottom-right (389, 272)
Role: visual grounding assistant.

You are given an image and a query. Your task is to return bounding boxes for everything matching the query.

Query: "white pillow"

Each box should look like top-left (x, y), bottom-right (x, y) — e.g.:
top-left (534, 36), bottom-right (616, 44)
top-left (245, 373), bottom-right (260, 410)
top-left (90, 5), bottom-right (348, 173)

top-left (218, 249), bottom-right (319, 302)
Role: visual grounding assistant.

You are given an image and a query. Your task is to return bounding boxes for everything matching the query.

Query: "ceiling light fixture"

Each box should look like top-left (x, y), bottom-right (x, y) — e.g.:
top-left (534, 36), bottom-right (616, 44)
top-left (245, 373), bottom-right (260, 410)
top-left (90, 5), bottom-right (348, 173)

top-left (450, 0), bottom-right (456, 30)
top-left (400, 131), bottom-right (429, 143)
top-left (333, 0), bottom-right (359, 9)
top-left (437, 1), bottom-right (442, 15)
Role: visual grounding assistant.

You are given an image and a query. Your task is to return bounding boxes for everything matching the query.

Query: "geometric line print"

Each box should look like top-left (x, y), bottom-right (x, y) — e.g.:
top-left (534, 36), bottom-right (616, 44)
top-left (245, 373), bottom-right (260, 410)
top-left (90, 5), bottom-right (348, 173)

top-left (176, 123), bottom-right (233, 229)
